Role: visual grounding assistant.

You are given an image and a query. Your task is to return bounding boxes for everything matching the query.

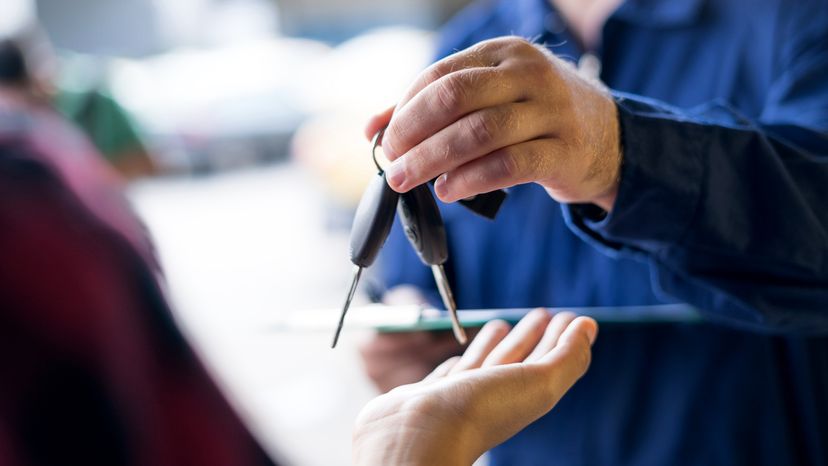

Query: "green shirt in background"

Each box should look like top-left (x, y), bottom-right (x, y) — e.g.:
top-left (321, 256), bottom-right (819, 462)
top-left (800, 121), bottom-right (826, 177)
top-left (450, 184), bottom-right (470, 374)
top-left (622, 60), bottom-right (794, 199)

top-left (54, 87), bottom-right (145, 164)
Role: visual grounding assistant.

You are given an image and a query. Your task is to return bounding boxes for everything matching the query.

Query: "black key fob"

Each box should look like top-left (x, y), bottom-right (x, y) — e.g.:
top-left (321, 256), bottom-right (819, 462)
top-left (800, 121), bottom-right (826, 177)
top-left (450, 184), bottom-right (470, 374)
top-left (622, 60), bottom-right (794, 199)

top-left (398, 184), bottom-right (448, 266)
top-left (458, 190), bottom-right (508, 219)
top-left (349, 172), bottom-right (400, 267)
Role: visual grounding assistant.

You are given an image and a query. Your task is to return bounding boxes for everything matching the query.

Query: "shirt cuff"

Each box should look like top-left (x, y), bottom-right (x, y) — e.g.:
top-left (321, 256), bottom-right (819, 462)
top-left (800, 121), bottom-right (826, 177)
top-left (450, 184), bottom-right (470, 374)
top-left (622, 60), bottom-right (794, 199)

top-left (563, 93), bottom-right (706, 258)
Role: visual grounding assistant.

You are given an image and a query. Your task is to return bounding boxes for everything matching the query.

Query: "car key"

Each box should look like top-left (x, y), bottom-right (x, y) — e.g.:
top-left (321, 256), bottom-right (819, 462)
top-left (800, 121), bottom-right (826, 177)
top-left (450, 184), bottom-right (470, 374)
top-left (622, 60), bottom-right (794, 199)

top-left (331, 134), bottom-right (400, 348)
top-left (398, 184), bottom-right (468, 345)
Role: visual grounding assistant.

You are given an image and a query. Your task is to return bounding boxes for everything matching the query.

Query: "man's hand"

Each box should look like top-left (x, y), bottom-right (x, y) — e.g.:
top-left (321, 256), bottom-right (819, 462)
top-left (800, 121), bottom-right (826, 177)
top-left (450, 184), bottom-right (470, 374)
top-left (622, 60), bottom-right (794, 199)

top-left (366, 36), bottom-right (621, 212)
top-left (352, 309), bottom-right (598, 466)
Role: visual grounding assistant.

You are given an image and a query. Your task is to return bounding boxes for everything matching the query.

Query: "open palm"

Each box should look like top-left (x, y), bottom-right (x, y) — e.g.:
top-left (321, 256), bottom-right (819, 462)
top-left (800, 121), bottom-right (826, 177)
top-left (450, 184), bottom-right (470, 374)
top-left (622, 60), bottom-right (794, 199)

top-left (353, 309), bottom-right (598, 466)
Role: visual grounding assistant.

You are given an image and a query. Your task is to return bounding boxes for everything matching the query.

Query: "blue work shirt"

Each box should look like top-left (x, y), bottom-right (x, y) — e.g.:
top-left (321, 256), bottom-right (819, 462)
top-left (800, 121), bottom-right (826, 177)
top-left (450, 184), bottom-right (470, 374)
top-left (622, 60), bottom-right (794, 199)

top-left (379, 0), bottom-right (828, 464)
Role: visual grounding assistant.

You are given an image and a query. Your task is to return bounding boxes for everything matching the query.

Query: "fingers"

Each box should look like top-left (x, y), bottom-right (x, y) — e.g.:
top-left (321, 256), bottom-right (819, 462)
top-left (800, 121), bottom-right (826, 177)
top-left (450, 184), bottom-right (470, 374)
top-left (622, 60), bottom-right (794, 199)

top-left (365, 313), bottom-right (599, 464)
top-left (382, 37), bottom-right (543, 161)
top-left (542, 316), bottom-right (598, 360)
top-left (447, 309), bottom-right (574, 376)
top-left (453, 316), bottom-right (597, 458)
top-left (536, 316), bottom-right (598, 395)
top-left (364, 105), bottom-right (395, 141)
top-left (383, 67), bottom-right (525, 161)
top-left (525, 311), bottom-right (578, 362)
top-left (384, 103), bottom-right (550, 193)
top-left (364, 36), bottom-right (617, 205)
top-left (481, 308), bottom-right (552, 367)
top-left (433, 139), bottom-right (555, 202)
top-left (423, 355), bottom-right (461, 382)
top-left (392, 43), bottom-right (501, 115)
top-left (448, 319), bottom-right (512, 373)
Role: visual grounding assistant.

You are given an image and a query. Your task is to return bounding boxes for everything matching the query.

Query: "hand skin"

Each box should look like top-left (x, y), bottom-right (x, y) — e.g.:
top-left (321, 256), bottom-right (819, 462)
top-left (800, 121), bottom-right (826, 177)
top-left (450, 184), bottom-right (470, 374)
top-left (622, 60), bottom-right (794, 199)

top-left (359, 330), bottom-right (467, 393)
top-left (352, 309), bottom-right (598, 466)
top-left (365, 36), bottom-right (621, 212)
top-left (359, 285), bottom-right (473, 393)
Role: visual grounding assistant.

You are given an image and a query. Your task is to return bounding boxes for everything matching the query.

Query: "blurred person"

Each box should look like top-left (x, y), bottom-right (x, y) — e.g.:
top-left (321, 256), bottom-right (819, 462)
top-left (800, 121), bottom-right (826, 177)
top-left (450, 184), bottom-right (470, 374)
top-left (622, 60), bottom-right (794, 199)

top-left (0, 48), bottom-right (272, 466)
top-left (1, 0), bottom-right (156, 180)
top-left (0, 52), bottom-right (598, 465)
top-left (361, 0), bottom-right (828, 464)
top-left (53, 60), bottom-right (158, 180)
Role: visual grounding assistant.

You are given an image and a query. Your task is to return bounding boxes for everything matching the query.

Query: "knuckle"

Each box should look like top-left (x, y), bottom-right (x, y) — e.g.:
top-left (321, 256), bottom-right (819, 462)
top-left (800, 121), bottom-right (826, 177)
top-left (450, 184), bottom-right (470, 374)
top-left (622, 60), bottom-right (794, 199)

top-left (465, 112), bottom-right (498, 147)
top-left (383, 124), bottom-right (406, 157)
top-left (496, 36), bottom-right (530, 51)
top-left (433, 74), bottom-right (466, 114)
top-left (471, 38), bottom-right (500, 57)
top-left (422, 65), bottom-right (447, 88)
top-left (509, 36), bottom-right (535, 53)
top-left (496, 149), bottom-right (521, 179)
top-left (495, 105), bottom-right (519, 132)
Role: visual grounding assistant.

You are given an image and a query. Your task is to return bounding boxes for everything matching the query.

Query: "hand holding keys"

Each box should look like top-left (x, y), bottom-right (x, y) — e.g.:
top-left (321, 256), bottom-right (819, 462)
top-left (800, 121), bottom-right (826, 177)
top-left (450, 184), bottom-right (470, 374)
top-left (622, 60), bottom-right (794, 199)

top-left (332, 128), bottom-right (505, 348)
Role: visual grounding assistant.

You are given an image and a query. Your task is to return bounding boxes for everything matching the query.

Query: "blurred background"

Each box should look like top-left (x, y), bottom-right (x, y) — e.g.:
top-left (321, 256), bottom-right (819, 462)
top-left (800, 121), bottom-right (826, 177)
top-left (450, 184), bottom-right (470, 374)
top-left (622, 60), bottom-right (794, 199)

top-left (4, 0), bottom-right (473, 464)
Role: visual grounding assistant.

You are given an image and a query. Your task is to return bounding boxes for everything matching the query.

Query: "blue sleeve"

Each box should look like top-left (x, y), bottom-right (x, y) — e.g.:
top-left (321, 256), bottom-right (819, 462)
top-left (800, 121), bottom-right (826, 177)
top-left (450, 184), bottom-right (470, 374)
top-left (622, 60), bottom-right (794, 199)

top-left (564, 8), bottom-right (828, 334)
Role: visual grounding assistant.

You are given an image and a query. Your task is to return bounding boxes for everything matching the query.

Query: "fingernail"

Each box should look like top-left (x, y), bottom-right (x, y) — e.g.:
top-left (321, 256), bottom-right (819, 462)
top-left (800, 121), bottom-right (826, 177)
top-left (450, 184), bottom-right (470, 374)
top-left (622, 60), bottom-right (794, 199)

top-left (385, 160), bottom-right (406, 190)
top-left (434, 173), bottom-right (448, 199)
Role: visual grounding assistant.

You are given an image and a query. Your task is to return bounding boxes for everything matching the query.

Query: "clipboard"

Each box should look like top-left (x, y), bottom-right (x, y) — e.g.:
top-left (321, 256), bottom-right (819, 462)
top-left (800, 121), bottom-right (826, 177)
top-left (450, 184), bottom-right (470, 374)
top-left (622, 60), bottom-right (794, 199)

top-left (271, 303), bottom-right (703, 334)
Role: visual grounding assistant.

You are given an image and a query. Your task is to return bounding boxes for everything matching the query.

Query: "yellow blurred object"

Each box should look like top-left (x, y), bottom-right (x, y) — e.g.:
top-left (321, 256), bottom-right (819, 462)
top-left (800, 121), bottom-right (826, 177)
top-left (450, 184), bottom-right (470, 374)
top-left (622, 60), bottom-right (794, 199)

top-left (292, 113), bottom-right (381, 207)
top-left (290, 27), bottom-right (433, 208)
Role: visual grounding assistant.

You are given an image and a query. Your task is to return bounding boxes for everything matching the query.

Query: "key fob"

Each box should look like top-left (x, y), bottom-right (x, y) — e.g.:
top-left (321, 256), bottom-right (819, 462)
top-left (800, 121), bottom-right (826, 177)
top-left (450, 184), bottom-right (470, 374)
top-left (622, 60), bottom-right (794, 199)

top-left (398, 184), bottom-right (448, 266)
top-left (458, 190), bottom-right (508, 219)
top-left (349, 172), bottom-right (400, 267)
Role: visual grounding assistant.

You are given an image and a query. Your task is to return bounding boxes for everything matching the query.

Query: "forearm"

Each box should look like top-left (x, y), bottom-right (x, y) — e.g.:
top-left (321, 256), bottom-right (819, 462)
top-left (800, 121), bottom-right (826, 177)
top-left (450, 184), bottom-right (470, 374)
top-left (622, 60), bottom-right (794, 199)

top-left (567, 94), bottom-right (828, 332)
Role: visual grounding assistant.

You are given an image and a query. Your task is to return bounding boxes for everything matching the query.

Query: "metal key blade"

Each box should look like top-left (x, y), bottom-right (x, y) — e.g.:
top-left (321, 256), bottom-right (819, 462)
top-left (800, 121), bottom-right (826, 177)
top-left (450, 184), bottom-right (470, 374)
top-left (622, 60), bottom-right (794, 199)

top-left (431, 264), bottom-right (468, 345)
top-left (332, 265), bottom-right (363, 348)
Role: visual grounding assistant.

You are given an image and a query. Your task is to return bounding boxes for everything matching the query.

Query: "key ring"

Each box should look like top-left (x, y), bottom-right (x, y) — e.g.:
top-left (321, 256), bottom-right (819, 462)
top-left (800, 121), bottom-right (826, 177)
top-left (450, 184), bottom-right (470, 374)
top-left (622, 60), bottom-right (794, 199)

top-left (372, 127), bottom-right (386, 174)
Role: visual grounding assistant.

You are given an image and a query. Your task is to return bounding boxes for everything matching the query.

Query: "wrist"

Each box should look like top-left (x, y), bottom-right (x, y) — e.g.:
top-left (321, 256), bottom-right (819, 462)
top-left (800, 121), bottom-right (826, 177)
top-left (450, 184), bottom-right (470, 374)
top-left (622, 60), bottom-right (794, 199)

top-left (352, 396), bottom-right (479, 466)
top-left (590, 92), bottom-right (622, 212)
top-left (539, 64), bottom-right (623, 211)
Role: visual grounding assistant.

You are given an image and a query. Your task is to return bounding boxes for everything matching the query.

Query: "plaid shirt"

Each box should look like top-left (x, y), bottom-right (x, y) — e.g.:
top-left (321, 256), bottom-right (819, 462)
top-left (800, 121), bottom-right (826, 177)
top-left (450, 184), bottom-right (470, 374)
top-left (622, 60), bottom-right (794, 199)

top-left (0, 98), bottom-right (277, 466)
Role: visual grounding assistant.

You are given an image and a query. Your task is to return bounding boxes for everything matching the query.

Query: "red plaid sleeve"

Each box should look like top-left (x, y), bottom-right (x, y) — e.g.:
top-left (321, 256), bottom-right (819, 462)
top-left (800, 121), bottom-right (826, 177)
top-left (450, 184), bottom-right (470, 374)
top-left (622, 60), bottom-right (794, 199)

top-left (0, 105), bottom-right (277, 466)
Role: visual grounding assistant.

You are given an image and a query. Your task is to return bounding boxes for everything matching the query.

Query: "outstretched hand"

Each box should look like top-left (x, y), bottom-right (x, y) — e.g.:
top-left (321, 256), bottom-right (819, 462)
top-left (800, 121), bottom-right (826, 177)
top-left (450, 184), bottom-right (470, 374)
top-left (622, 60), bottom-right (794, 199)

top-left (353, 309), bottom-right (598, 466)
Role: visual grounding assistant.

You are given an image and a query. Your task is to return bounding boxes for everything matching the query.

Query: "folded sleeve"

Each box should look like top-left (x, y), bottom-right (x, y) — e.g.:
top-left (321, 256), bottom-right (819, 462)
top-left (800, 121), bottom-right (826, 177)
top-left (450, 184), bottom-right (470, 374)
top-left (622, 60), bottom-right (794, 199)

top-left (564, 9), bottom-right (828, 334)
